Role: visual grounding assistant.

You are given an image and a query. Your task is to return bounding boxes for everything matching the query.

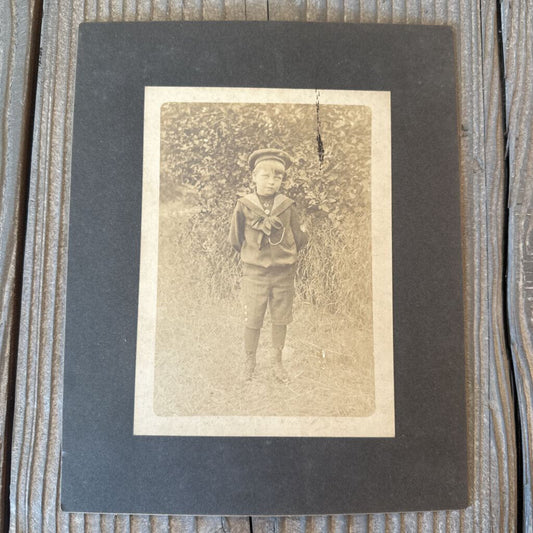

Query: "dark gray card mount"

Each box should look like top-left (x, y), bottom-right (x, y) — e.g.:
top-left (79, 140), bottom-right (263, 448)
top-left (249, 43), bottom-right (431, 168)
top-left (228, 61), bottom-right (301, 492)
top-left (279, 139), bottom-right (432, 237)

top-left (62, 21), bottom-right (467, 515)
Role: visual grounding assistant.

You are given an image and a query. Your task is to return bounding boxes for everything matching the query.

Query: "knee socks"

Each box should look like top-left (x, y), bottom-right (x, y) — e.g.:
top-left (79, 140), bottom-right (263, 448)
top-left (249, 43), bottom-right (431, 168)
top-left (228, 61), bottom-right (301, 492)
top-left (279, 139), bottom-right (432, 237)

top-left (245, 325), bottom-right (287, 353)
top-left (272, 325), bottom-right (287, 350)
top-left (244, 327), bottom-right (260, 354)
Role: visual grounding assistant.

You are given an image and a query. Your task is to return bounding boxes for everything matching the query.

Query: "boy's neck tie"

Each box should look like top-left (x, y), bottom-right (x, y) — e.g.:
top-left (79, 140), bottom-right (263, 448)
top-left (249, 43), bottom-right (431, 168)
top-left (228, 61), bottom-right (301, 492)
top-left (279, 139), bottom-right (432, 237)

top-left (257, 193), bottom-right (276, 215)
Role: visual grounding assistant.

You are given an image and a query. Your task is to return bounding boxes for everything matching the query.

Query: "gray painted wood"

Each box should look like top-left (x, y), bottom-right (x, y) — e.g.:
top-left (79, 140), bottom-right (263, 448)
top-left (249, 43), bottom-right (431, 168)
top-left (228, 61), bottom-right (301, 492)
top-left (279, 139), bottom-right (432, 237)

top-left (0, 0), bottom-right (40, 531)
top-left (503, 0), bottom-right (533, 529)
top-left (7, 0), bottom-right (518, 531)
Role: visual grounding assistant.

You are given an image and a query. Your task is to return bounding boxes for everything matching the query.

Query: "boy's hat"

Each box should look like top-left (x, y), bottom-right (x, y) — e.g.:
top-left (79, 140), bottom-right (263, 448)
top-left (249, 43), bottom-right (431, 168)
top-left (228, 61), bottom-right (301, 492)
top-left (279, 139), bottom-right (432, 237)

top-left (249, 148), bottom-right (292, 170)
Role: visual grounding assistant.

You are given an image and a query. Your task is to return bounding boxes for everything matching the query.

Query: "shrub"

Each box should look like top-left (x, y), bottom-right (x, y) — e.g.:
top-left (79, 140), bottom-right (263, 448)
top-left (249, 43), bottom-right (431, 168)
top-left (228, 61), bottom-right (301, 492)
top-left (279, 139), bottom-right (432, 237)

top-left (160, 101), bottom-right (372, 327)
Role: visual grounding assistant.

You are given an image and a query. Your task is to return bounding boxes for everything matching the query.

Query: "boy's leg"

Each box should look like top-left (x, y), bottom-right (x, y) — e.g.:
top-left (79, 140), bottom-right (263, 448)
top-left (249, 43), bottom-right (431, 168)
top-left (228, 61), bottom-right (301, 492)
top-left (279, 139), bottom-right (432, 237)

top-left (245, 326), bottom-right (261, 353)
top-left (241, 268), bottom-right (269, 381)
top-left (243, 326), bottom-right (260, 380)
top-left (269, 267), bottom-right (295, 383)
top-left (271, 324), bottom-right (289, 383)
top-left (272, 324), bottom-right (287, 350)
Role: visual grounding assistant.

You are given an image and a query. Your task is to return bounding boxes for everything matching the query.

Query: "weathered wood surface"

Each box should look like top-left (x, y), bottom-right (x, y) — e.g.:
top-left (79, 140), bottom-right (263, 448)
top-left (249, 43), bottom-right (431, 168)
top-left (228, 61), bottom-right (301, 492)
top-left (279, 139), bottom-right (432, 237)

top-left (0, 0), bottom-right (40, 531)
top-left (5, 0), bottom-right (520, 531)
top-left (503, 0), bottom-right (533, 529)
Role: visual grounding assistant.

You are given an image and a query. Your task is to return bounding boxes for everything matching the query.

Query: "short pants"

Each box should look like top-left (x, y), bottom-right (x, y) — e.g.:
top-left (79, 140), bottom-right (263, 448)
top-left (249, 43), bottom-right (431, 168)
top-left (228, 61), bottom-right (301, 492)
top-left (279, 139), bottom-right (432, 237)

top-left (241, 263), bottom-right (296, 329)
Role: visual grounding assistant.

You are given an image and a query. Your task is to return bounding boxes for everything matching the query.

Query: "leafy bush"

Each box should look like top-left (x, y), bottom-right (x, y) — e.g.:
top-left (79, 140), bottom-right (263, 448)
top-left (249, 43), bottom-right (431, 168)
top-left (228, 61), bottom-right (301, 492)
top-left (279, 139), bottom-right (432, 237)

top-left (160, 101), bottom-right (372, 327)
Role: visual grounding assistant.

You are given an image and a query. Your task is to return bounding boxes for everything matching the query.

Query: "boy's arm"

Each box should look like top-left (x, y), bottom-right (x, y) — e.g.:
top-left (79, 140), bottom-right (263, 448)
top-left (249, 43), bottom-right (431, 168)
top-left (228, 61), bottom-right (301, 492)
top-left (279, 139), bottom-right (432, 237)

top-left (228, 201), bottom-right (245, 252)
top-left (290, 205), bottom-right (308, 250)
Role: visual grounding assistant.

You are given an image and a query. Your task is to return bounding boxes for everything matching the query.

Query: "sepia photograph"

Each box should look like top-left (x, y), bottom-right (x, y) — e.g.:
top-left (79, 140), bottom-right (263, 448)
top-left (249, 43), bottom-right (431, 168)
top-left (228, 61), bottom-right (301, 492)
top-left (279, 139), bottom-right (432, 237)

top-left (134, 87), bottom-right (393, 437)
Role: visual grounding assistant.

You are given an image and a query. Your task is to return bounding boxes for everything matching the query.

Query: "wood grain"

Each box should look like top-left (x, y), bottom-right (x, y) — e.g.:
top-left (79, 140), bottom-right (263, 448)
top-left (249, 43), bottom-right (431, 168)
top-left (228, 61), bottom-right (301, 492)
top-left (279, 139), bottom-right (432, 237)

top-left (502, 0), bottom-right (533, 529)
top-left (7, 0), bottom-right (517, 532)
top-left (0, 0), bottom-right (41, 530)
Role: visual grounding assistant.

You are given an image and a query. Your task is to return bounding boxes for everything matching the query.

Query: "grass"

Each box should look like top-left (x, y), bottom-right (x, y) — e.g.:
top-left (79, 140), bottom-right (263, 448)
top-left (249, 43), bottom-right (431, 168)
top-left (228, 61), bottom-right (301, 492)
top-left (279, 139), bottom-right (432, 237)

top-left (153, 200), bottom-right (375, 418)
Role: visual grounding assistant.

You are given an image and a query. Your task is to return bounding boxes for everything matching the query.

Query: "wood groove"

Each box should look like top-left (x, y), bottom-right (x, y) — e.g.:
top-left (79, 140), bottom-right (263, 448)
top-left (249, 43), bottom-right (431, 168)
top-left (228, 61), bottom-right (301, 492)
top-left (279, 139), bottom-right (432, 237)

top-left (0, 0), bottom-right (17, 519)
top-left (481, 0), bottom-right (517, 528)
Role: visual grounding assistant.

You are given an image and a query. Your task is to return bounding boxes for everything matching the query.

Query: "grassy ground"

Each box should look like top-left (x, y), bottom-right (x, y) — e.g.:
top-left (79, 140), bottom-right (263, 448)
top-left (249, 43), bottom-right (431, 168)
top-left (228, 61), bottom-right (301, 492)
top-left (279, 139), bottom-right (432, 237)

top-left (153, 201), bottom-right (375, 417)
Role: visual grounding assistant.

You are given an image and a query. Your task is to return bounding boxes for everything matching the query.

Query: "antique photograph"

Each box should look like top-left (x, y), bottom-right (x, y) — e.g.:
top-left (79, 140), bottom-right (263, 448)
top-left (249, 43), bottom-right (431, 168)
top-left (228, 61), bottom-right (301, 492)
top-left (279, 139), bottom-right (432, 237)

top-left (134, 87), bottom-right (393, 437)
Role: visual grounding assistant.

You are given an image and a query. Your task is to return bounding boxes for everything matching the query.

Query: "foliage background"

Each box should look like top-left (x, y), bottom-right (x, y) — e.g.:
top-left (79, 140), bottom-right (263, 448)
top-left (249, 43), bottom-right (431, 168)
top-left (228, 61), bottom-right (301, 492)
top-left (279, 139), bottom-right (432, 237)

top-left (154, 101), bottom-right (375, 417)
top-left (160, 102), bottom-right (372, 314)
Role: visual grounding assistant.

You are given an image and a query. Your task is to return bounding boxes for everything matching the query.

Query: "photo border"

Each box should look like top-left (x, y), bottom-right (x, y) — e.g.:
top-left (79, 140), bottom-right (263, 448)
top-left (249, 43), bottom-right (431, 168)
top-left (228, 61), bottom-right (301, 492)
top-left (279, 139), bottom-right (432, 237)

top-left (134, 87), bottom-right (394, 437)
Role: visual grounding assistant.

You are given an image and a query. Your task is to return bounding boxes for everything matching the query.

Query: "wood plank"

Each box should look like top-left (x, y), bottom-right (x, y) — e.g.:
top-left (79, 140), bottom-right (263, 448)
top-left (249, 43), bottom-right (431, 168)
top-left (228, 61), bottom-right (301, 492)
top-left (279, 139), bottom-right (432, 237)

top-left (268, 0), bottom-right (306, 20)
top-left (243, 1), bottom-right (267, 20)
top-left (0, 0), bottom-right (41, 531)
top-left (477, 1), bottom-right (517, 528)
top-left (8, 0), bottom-right (516, 532)
top-left (305, 0), bottom-right (327, 22)
top-left (502, 0), bottom-right (533, 528)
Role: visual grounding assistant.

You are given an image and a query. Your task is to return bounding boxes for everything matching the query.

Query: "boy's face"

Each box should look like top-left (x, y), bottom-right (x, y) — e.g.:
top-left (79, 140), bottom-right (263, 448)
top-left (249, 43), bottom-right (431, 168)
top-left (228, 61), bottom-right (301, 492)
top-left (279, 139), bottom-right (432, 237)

top-left (252, 160), bottom-right (286, 196)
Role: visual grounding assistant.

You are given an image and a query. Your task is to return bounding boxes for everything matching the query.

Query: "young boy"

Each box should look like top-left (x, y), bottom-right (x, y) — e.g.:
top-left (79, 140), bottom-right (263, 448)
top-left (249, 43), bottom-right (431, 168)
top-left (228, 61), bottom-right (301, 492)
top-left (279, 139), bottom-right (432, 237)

top-left (229, 148), bottom-right (308, 382)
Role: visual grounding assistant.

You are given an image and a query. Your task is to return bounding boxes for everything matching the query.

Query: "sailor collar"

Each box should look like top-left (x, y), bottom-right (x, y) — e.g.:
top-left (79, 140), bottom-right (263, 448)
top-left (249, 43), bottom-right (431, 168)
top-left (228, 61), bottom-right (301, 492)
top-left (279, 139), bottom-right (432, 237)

top-left (240, 193), bottom-right (294, 217)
